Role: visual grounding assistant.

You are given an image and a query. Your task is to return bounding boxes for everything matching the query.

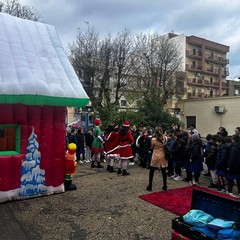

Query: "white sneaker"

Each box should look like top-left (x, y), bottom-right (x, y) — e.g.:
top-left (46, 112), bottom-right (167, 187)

top-left (174, 176), bottom-right (183, 181)
top-left (79, 160), bottom-right (84, 164)
top-left (85, 159), bottom-right (90, 163)
top-left (171, 174), bottom-right (177, 178)
top-left (189, 181), bottom-right (193, 185)
top-left (228, 192), bottom-right (235, 197)
top-left (192, 180), bottom-right (199, 185)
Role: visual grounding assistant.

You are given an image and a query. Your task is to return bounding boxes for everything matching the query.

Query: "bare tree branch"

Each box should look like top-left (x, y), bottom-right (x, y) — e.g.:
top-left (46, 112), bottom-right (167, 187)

top-left (0, 0), bottom-right (41, 21)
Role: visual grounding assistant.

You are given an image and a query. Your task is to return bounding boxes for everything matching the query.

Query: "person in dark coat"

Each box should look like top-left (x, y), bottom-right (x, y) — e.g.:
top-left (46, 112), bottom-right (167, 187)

top-left (226, 134), bottom-right (240, 196)
top-left (202, 134), bottom-right (212, 176)
top-left (217, 127), bottom-right (228, 137)
top-left (68, 128), bottom-right (77, 144)
top-left (171, 132), bottom-right (186, 181)
top-left (76, 128), bottom-right (85, 163)
top-left (215, 135), bottom-right (229, 192)
top-left (188, 133), bottom-right (203, 185)
top-left (165, 130), bottom-right (175, 177)
top-left (130, 125), bottom-right (139, 165)
top-left (136, 128), bottom-right (146, 167)
top-left (205, 134), bottom-right (218, 188)
top-left (142, 130), bottom-right (152, 169)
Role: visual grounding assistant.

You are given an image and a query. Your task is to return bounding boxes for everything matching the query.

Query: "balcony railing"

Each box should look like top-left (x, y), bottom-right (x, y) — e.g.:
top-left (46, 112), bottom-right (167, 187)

top-left (206, 55), bottom-right (229, 64)
top-left (186, 50), bottom-right (202, 58)
top-left (187, 79), bottom-right (229, 89)
top-left (185, 64), bottom-right (202, 71)
top-left (205, 67), bottom-right (229, 76)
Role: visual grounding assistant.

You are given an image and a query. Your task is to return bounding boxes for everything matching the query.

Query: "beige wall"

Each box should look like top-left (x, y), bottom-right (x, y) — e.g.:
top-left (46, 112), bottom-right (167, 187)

top-left (182, 96), bottom-right (240, 137)
top-left (66, 107), bottom-right (75, 125)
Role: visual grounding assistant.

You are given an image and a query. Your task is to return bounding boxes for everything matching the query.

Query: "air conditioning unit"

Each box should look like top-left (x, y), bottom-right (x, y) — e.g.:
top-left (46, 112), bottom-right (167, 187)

top-left (214, 106), bottom-right (225, 113)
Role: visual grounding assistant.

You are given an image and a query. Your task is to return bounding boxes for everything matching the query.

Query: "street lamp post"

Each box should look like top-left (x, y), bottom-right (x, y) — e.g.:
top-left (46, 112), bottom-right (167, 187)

top-left (83, 105), bottom-right (93, 133)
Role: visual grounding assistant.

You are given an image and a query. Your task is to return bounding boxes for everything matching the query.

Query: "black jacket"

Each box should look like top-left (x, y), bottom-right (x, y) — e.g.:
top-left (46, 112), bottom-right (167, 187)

top-left (205, 143), bottom-right (218, 169)
top-left (215, 143), bottom-right (229, 170)
top-left (227, 142), bottom-right (240, 174)
top-left (171, 138), bottom-right (186, 163)
top-left (85, 132), bottom-right (94, 147)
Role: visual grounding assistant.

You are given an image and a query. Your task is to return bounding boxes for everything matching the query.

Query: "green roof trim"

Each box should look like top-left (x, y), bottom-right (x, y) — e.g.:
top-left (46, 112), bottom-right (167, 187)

top-left (0, 95), bottom-right (89, 107)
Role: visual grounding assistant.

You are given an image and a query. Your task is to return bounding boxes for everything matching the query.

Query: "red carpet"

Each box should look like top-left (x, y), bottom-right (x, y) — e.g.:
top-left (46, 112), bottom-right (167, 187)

top-left (139, 185), bottom-right (239, 216)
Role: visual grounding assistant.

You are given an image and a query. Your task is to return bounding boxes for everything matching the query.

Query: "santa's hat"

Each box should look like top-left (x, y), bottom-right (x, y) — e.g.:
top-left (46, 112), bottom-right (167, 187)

top-left (123, 120), bottom-right (130, 127)
top-left (94, 118), bottom-right (101, 125)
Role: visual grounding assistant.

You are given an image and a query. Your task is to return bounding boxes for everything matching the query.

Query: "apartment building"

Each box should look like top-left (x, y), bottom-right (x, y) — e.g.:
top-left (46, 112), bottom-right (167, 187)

top-left (167, 33), bottom-right (230, 99)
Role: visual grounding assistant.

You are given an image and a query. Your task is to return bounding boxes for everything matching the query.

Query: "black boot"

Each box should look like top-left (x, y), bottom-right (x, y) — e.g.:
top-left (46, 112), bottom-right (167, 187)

top-left (64, 180), bottom-right (70, 189)
top-left (64, 180), bottom-right (77, 191)
top-left (146, 185), bottom-right (152, 191)
top-left (146, 167), bottom-right (155, 191)
top-left (109, 166), bottom-right (116, 172)
top-left (122, 170), bottom-right (130, 176)
top-left (117, 168), bottom-right (122, 174)
top-left (106, 165), bottom-right (111, 171)
top-left (97, 162), bottom-right (103, 168)
top-left (91, 161), bottom-right (96, 168)
top-left (161, 168), bottom-right (167, 191)
top-left (162, 186), bottom-right (167, 191)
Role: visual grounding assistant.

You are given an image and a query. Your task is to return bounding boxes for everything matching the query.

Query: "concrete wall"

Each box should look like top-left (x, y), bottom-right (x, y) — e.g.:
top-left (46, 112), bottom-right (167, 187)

top-left (182, 96), bottom-right (240, 137)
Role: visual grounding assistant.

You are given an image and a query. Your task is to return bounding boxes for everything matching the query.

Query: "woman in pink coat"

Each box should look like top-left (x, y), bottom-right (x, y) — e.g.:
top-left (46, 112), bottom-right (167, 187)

top-left (118, 120), bottom-right (134, 176)
top-left (146, 126), bottom-right (168, 191)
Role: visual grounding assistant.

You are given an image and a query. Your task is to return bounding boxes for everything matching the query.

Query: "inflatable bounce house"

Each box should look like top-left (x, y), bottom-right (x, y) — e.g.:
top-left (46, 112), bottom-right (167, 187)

top-left (0, 13), bottom-right (89, 203)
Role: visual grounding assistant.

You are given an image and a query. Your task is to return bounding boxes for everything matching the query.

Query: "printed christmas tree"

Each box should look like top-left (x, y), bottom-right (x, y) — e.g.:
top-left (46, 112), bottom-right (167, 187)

top-left (18, 127), bottom-right (47, 197)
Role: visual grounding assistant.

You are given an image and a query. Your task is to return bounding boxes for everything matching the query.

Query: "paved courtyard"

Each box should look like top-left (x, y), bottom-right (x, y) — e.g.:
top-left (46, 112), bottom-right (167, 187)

top-left (0, 162), bottom-right (214, 240)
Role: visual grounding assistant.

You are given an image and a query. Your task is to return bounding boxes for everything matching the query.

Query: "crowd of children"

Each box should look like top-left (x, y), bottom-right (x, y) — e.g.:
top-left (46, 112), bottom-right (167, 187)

top-left (66, 121), bottom-right (240, 197)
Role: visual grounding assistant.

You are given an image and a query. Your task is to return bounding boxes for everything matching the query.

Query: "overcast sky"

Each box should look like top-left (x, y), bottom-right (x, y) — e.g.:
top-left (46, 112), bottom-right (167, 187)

top-left (20, 0), bottom-right (240, 79)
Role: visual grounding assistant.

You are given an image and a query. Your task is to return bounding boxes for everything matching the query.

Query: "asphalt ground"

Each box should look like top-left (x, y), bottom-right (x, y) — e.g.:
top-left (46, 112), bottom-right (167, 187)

top-left (0, 161), bottom-right (235, 240)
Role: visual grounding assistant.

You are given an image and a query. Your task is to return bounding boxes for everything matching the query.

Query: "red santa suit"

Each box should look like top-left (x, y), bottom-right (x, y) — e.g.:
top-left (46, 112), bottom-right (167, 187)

top-left (104, 131), bottom-right (119, 158)
top-left (118, 128), bottom-right (134, 160)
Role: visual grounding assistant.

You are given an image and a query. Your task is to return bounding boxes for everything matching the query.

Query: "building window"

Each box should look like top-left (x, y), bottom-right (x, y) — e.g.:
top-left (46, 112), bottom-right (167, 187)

top-left (192, 88), bottom-right (196, 97)
top-left (235, 89), bottom-right (240, 95)
top-left (0, 124), bottom-right (20, 156)
top-left (186, 116), bottom-right (196, 129)
top-left (120, 100), bottom-right (127, 107)
top-left (192, 61), bottom-right (196, 69)
top-left (197, 89), bottom-right (202, 97)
